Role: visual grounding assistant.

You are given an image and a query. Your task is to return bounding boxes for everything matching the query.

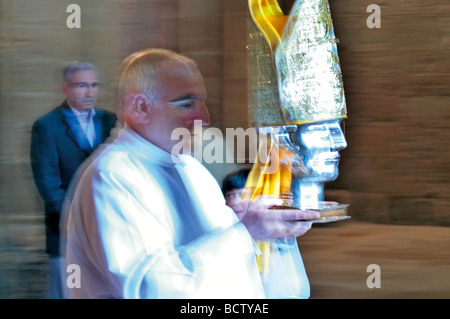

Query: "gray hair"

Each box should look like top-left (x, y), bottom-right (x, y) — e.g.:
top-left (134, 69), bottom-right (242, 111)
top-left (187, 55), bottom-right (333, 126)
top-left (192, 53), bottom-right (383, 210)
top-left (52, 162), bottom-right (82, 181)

top-left (117, 48), bottom-right (198, 109)
top-left (63, 61), bottom-right (97, 82)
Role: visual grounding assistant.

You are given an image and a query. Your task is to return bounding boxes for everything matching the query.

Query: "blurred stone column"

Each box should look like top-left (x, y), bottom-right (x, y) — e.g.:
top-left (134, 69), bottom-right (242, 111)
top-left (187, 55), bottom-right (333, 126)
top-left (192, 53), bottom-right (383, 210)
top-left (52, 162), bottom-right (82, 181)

top-left (119, 0), bottom-right (180, 57)
top-left (0, 0), bottom-right (122, 297)
top-left (0, 0), bottom-right (83, 244)
top-left (223, 0), bottom-right (248, 131)
top-left (179, 0), bottom-right (224, 130)
top-left (77, 0), bottom-right (122, 110)
top-left (0, 0), bottom-right (122, 227)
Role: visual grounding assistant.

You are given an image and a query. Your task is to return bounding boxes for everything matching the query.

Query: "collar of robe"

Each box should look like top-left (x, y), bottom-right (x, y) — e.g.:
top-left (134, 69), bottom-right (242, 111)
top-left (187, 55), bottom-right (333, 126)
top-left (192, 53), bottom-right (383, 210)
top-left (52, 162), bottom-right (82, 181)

top-left (120, 123), bottom-right (184, 168)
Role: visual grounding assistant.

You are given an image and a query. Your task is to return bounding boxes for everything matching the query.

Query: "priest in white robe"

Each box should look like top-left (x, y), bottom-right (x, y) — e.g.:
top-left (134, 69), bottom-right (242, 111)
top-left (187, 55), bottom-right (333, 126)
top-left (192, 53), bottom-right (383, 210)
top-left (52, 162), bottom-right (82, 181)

top-left (61, 48), bottom-right (318, 299)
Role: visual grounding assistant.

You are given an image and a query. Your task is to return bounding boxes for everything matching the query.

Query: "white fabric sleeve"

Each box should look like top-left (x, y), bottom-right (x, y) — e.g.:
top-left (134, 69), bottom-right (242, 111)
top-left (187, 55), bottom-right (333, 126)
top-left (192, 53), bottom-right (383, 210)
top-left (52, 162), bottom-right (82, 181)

top-left (69, 166), bottom-right (264, 299)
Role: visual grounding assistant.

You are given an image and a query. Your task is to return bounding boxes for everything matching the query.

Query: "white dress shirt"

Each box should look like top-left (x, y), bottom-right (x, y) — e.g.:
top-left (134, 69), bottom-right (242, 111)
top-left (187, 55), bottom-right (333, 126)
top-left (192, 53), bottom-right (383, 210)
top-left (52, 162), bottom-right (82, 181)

top-left (69, 106), bottom-right (96, 147)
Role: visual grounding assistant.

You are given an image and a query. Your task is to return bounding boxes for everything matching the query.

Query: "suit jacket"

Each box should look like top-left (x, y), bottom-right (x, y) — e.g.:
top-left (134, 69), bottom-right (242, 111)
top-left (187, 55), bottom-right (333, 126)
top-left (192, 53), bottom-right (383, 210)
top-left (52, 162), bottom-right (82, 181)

top-left (31, 101), bottom-right (117, 256)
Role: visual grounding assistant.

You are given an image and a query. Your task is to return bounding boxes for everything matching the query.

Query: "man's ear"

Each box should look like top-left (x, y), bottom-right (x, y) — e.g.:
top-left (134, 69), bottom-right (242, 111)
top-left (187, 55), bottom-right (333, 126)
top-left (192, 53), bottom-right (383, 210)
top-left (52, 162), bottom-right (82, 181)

top-left (124, 93), bottom-right (151, 124)
top-left (62, 82), bottom-right (69, 96)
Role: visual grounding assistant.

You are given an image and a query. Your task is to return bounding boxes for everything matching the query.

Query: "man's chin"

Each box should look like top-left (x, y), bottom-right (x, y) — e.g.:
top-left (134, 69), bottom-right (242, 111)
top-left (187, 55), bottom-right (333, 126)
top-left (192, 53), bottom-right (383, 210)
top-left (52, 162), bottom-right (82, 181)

top-left (73, 106), bottom-right (94, 111)
top-left (78, 101), bottom-right (96, 110)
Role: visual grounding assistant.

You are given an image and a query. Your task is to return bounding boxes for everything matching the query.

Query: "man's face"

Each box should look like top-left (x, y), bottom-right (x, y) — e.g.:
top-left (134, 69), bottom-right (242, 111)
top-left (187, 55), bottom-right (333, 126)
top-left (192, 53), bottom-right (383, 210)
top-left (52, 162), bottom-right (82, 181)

top-left (63, 70), bottom-right (99, 111)
top-left (295, 120), bottom-right (347, 182)
top-left (145, 61), bottom-right (210, 154)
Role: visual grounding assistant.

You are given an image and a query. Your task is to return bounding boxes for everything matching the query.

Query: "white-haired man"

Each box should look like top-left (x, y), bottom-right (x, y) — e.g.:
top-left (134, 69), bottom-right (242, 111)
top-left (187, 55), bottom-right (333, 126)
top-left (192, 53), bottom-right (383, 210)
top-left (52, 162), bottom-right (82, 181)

top-left (62, 49), bottom-right (318, 299)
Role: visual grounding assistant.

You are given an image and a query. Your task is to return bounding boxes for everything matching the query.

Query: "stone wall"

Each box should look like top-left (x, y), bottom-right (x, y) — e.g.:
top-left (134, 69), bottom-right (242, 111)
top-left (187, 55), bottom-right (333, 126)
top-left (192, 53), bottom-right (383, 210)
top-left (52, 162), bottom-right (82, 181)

top-left (325, 0), bottom-right (450, 226)
top-left (0, 1), bottom-right (122, 263)
top-left (0, 1), bottom-right (449, 266)
top-left (0, 0), bottom-right (449, 299)
top-left (221, 0), bottom-right (450, 227)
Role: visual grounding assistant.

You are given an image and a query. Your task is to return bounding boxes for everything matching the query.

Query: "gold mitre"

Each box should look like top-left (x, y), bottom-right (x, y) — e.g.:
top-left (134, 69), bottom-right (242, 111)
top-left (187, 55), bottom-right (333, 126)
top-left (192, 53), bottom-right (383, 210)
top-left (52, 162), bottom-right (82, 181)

top-left (247, 0), bottom-right (347, 127)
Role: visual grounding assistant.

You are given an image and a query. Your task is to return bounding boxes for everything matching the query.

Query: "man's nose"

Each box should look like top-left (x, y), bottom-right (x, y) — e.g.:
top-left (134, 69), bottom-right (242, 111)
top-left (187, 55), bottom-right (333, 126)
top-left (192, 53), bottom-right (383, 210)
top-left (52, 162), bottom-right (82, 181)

top-left (195, 101), bottom-right (210, 126)
top-left (86, 85), bottom-right (97, 97)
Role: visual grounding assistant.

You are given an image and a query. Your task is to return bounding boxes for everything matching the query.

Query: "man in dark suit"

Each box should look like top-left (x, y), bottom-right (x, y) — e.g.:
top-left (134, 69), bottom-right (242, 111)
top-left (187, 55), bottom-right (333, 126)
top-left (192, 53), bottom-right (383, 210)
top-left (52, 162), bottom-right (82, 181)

top-left (30, 61), bottom-right (117, 298)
